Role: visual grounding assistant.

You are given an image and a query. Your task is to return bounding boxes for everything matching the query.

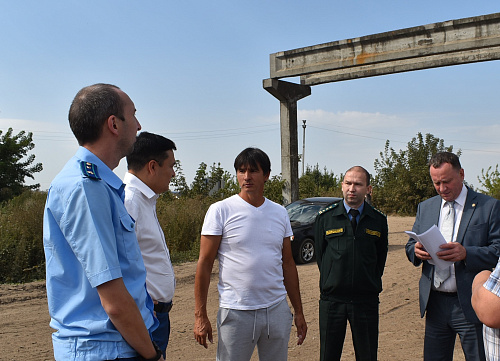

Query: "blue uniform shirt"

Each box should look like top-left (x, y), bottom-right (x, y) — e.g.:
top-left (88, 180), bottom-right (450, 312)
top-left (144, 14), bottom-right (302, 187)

top-left (43, 147), bottom-right (157, 360)
top-left (343, 200), bottom-right (364, 223)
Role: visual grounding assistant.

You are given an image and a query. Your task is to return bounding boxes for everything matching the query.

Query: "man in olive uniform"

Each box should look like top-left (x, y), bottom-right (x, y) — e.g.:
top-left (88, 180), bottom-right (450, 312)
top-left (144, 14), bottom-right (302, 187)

top-left (314, 166), bottom-right (388, 361)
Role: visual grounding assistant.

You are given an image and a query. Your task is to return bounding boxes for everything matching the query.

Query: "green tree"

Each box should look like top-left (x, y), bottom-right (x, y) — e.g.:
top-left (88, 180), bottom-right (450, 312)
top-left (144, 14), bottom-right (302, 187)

top-left (373, 132), bottom-right (458, 215)
top-left (186, 162), bottom-right (239, 199)
top-left (299, 164), bottom-right (342, 199)
top-left (206, 162), bottom-right (228, 199)
top-left (0, 128), bottom-right (43, 202)
top-left (264, 174), bottom-right (287, 204)
top-left (207, 163), bottom-right (239, 200)
top-left (169, 160), bottom-right (190, 196)
top-left (477, 165), bottom-right (500, 199)
top-left (189, 162), bottom-right (209, 197)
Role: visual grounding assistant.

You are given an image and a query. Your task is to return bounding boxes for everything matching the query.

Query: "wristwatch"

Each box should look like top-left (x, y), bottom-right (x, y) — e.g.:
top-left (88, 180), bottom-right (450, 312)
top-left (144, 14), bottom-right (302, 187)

top-left (138, 341), bottom-right (162, 361)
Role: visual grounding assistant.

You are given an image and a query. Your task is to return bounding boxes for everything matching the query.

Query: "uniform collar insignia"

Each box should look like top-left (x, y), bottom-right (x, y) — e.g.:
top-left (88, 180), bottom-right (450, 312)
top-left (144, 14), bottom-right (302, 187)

top-left (80, 161), bottom-right (101, 180)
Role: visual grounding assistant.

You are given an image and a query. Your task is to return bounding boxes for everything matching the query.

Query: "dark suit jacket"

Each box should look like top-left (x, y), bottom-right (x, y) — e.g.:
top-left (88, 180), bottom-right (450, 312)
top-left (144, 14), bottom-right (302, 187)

top-left (405, 187), bottom-right (500, 323)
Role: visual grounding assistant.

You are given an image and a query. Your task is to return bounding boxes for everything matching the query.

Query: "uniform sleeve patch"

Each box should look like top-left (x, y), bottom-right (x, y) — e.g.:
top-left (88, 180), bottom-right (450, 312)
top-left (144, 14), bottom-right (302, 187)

top-left (365, 229), bottom-right (381, 237)
top-left (326, 228), bottom-right (343, 235)
top-left (80, 161), bottom-right (101, 180)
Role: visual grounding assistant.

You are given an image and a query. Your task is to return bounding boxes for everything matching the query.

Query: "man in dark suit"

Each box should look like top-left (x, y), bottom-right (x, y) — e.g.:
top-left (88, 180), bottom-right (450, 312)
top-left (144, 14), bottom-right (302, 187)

top-left (406, 152), bottom-right (500, 361)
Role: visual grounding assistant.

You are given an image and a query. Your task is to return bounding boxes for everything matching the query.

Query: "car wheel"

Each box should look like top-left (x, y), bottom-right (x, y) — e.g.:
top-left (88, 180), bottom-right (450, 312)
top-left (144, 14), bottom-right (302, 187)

top-left (297, 238), bottom-right (315, 264)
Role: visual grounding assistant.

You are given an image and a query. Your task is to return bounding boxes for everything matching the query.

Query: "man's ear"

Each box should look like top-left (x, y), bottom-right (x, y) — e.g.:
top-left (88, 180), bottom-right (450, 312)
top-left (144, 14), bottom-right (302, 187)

top-left (147, 159), bottom-right (157, 175)
top-left (107, 115), bottom-right (119, 135)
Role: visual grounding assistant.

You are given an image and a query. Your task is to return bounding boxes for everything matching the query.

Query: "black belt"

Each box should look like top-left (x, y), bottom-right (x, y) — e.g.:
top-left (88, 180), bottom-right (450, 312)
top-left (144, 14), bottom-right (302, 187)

top-left (154, 301), bottom-right (173, 313)
top-left (432, 290), bottom-right (457, 297)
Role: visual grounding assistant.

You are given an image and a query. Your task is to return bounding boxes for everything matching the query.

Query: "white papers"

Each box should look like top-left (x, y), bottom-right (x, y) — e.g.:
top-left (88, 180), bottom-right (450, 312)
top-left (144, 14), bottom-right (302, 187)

top-left (405, 225), bottom-right (453, 270)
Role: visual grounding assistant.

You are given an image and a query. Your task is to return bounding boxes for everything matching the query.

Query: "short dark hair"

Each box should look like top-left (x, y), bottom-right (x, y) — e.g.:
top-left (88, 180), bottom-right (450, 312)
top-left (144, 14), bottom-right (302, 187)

top-left (68, 83), bottom-right (124, 145)
top-left (345, 166), bottom-right (371, 186)
top-left (234, 147), bottom-right (271, 176)
top-left (126, 132), bottom-right (176, 171)
top-left (428, 152), bottom-right (461, 171)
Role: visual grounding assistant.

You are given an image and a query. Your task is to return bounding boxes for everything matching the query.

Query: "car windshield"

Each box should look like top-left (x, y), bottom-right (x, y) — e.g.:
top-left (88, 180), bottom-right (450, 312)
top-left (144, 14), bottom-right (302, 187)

top-left (286, 202), bottom-right (326, 223)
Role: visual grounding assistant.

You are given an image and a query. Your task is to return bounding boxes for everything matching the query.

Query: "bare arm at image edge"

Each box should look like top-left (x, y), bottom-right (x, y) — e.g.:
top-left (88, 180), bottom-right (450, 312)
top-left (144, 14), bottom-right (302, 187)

top-left (194, 235), bottom-right (222, 348)
top-left (472, 270), bottom-right (500, 329)
top-left (282, 236), bottom-right (308, 345)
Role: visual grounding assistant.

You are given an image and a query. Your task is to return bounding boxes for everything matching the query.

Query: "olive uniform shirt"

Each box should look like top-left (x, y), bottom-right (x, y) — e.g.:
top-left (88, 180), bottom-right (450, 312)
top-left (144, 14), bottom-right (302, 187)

top-left (314, 201), bottom-right (388, 303)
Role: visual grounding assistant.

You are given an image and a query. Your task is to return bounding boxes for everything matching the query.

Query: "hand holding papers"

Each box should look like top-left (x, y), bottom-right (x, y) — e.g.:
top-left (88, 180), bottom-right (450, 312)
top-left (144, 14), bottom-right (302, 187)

top-left (406, 225), bottom-right (454, 270)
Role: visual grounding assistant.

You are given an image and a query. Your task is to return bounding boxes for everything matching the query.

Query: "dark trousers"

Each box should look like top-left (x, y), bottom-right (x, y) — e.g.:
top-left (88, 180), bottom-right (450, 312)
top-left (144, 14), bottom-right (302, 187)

top-left (153, 301), bottom-right (172, 358)
top-left (424, 290), bottom-right (485, 361)
top-left (319, 298), bottom-right (379, 361)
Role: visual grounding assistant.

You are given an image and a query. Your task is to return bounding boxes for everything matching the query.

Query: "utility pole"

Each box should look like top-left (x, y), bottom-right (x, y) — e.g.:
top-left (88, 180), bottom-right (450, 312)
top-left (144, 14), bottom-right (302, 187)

top-left (301, 119), bottom-right (306, 176)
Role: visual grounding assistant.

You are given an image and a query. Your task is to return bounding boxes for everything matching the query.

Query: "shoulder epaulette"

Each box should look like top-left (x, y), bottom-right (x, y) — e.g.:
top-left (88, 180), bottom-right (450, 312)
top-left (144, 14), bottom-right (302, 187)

top-left (80, 161), bottom-right (101, 180)
top-left (372, 206), bottom-right (386, 217)
top-left (318, 202), bottom-right (339, 215)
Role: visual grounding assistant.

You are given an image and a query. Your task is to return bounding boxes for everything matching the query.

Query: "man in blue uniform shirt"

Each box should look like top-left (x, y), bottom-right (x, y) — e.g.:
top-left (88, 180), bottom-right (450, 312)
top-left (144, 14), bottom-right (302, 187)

top-left (43, 84), bottom-right (163, 361)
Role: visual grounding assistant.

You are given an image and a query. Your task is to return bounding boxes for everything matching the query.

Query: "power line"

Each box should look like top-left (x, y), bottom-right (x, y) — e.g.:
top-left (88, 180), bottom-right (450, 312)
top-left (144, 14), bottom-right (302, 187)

top-left (155, 124), bottom-right (277, 135)
top-left (164, 128), bottom-right (278, 141)
top-left (309, 125), bottom-right (404, 143)
top-left (310, 120), bottom-right (500, 146)
top-left (4, 124), bottom-right (279, 142)
top-left (5, 121), bottom-right (500, 154)
top-left (308, 124), bottom-right (500, 154)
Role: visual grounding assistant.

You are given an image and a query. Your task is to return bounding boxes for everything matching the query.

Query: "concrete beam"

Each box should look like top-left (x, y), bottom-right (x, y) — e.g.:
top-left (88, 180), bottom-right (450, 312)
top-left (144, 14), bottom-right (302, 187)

top-left (268, 12), bottom-right (500, 85)
top-left (303, 45), bottom-right (500, 84)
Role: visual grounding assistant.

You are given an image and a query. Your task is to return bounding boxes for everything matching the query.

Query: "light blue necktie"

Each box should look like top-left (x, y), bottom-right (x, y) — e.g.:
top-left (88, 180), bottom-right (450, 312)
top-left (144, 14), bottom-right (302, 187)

top-left (434, 201), bottom-right (455, 288)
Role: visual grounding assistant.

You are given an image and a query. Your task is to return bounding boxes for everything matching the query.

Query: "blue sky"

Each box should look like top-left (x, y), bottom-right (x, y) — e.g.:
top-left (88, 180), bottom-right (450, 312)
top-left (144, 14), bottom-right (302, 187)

top-left (1, 1), bottom-right (499, 192)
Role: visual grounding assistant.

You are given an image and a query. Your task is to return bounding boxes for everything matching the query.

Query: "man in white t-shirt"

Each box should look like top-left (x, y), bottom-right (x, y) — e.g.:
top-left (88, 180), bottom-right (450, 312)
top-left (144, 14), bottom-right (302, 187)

top-left (193, 147), bottom-right (307, 361)
top-left (124, 132), bottom-right (177, 358)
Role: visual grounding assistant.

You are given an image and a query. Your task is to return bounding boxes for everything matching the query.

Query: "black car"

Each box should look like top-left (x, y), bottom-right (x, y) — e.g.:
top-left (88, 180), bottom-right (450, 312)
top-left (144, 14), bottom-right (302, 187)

top-left (286, 197), bottom-right (342, 264)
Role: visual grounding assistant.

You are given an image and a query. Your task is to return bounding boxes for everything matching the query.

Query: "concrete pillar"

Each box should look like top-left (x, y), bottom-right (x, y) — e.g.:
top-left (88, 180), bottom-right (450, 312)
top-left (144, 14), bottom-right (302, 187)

top-left (263, 79), bottom-right (311, 205)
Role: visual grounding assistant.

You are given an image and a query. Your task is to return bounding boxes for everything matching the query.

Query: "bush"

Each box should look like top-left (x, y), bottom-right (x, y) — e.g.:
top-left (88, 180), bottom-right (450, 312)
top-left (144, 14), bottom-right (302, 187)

top-left (0, 189), bottom-right (218, 283)
top-left (0, 190), bottom-right (47, 283)
top-left (477, 165), bottom-right (500, 200)
top-left (156, 195), bottom-right (213, 262)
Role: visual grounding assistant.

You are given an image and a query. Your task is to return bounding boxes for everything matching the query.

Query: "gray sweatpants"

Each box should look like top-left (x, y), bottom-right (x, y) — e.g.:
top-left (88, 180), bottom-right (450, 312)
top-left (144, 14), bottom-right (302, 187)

top-left (216, 297), bottom-right (293, 361)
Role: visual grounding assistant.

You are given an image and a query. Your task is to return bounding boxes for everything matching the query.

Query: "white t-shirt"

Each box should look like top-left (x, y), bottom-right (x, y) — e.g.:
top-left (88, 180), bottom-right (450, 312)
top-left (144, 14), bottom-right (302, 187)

top-left (124, 172), bottom-right (175, 303)
top-left (201, 194), bottom-right (293, 310)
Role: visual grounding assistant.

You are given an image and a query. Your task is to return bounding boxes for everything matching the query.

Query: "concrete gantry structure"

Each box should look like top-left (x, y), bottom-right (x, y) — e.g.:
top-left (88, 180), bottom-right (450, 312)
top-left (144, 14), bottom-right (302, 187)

top-left (264, 12), bottom-right (500, 205)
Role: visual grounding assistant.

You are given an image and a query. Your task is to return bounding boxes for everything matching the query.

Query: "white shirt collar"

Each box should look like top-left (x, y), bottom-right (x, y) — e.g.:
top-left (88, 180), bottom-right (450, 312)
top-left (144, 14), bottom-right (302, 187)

top-left (123, 172), bottom-right (158, 200)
